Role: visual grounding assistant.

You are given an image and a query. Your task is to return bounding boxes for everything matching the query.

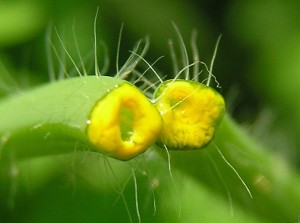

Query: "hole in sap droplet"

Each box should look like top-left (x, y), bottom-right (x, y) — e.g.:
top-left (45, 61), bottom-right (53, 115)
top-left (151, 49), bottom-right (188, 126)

top-left (169, 95), bottom-right (187, 109)
top-left (168, 90), bottom-right (189, 109)
top-left (169, 98), bottom-right (181, 108)
top-left (119, 104), bottom-right (135, 141)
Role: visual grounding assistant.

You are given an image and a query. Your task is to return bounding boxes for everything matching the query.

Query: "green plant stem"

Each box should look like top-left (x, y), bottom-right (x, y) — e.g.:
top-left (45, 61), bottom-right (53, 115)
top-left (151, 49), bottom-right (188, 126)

top-left (1, 77), bottom-right (300, 222)
top-left (167, 114), bottom-right (300, 223)
top-left (0, 76), bottom-right (125, 162)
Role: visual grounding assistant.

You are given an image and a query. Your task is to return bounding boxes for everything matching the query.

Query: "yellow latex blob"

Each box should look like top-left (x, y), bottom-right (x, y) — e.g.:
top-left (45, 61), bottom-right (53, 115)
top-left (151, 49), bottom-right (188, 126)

top-left (87, 83), bottom-right (163, 160)
top-left (154, 80), bottom-right (225, 150)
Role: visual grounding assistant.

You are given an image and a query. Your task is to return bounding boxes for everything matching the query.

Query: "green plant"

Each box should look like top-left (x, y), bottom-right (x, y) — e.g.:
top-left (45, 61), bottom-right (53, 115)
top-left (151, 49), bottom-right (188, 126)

top-left (1, 3), bottom-right (300, 223)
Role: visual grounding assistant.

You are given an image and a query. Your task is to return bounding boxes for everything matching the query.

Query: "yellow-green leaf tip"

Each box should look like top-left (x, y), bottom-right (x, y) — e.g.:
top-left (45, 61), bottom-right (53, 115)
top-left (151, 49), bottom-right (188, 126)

top-left (154, 80), bottom-right (225, 150)
top-left (87, 83), bottom-right (163, 160)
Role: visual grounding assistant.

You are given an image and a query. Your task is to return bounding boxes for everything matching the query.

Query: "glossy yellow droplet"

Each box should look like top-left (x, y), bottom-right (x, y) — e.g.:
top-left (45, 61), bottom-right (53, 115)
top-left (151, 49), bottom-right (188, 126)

top-left (154, 80), bottom-right (225, 150)
top-left (87, 83), bottom-right (163, 160)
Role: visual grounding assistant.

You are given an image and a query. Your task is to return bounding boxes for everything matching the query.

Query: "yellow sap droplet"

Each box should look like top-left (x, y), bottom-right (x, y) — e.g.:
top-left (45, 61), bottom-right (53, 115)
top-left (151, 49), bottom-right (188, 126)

top-left (154, 80), bottom-right (225, 150)
top-left (87, 83), bottom-right (163, 160)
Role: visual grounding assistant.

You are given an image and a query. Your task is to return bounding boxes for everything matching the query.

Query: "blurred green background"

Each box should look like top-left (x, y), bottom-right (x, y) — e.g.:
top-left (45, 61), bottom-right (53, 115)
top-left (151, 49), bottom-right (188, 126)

top-left (1, 0), bottom-right (300, 222)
